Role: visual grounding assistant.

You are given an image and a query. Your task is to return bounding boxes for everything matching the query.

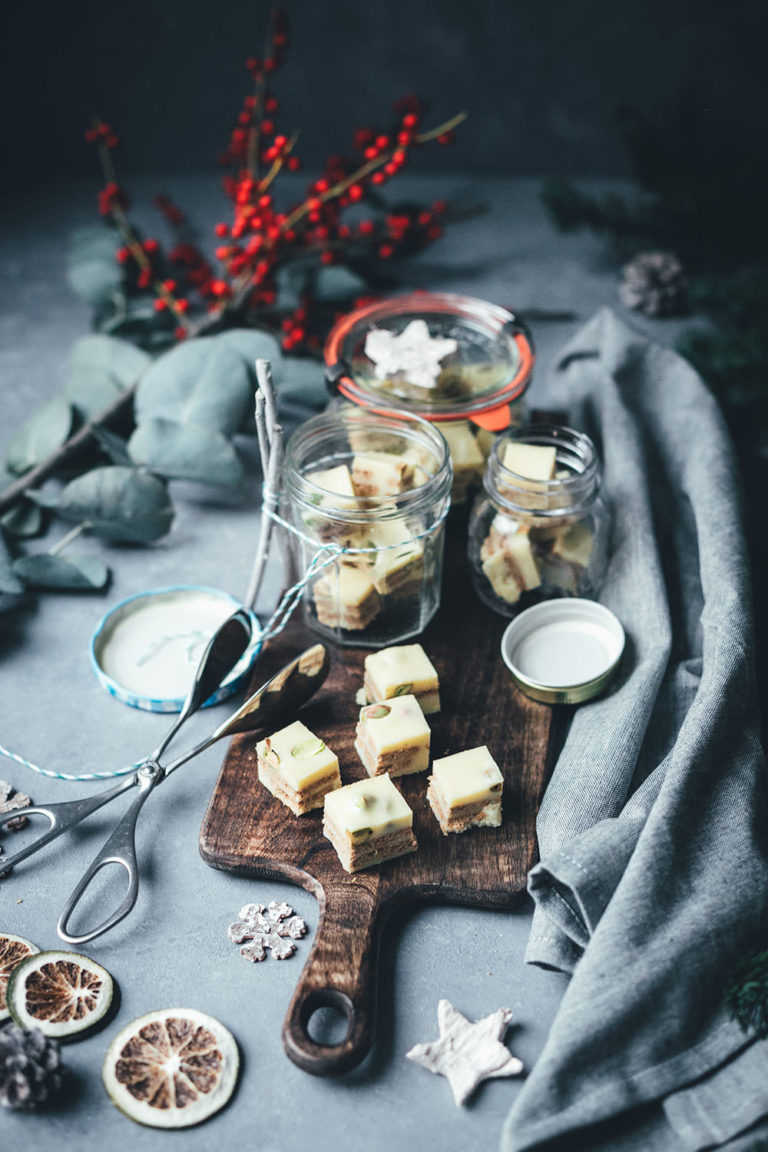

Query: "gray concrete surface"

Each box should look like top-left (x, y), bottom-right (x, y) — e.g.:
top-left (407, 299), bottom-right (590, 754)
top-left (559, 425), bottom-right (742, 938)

top-left (0, 176), bottom-right (683, 1150)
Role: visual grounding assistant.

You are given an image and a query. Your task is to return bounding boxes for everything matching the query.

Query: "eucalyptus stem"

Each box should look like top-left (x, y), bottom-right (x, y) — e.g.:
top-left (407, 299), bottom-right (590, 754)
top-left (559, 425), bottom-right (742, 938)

top-left (0, 383), bottom-right (138, 517)
top-left (49, 521), bottom-right (90, 556)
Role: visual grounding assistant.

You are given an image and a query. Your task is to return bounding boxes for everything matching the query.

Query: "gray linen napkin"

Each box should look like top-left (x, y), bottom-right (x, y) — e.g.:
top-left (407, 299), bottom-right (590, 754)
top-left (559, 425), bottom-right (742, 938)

top-left (502, 310), bottom-right (768, 1152)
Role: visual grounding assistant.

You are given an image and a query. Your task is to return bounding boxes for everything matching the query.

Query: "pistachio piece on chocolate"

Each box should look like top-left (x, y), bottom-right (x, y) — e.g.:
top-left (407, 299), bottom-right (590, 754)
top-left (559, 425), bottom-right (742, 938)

top-left (362, 704), bottom-right (391, 720)
top-left (290, 737), bottom-right (326, 758)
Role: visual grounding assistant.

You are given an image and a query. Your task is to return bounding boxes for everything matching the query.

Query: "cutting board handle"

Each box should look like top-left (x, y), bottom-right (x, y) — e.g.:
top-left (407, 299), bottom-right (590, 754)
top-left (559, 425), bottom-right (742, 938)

top-left (282, 880), bottom-right (379, 1076)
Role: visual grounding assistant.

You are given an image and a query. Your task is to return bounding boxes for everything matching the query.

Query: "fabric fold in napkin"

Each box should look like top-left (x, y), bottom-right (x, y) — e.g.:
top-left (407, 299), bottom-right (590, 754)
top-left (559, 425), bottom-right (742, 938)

top-left (502, 310), bottom-right (768, 1152)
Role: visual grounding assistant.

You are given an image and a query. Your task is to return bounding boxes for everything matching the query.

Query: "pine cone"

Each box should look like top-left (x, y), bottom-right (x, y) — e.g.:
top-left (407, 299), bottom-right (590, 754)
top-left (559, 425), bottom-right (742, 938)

top-left (619, 250), bottom-right (687, 316)
top-left (0, 1024), bottom-right (63, 1110)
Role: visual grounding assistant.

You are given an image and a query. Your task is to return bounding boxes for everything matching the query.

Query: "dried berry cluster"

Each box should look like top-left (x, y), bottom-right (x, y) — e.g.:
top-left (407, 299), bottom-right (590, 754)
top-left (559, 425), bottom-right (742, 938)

top-left (85, 9), bottom-right (464, 353)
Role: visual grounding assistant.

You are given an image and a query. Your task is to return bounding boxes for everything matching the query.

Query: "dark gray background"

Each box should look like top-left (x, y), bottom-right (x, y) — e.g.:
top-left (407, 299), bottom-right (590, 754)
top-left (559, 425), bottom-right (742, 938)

top-left (2, 0), bottom-right (765, 184)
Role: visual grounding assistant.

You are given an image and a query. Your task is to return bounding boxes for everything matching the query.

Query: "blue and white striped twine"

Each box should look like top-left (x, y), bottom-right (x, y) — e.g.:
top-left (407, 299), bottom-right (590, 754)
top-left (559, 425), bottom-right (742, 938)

top-left (0, 500), bottom-right (448, 783)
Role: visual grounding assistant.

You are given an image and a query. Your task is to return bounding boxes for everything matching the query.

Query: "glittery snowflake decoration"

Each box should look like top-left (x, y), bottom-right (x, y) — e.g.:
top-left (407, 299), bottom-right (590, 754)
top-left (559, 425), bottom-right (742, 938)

top-left (365, 319), bottom-right (458, 389)
top-left (0, 780), bottom-right (32, 834)
top-left (227, 901), bottom-right (307, 962)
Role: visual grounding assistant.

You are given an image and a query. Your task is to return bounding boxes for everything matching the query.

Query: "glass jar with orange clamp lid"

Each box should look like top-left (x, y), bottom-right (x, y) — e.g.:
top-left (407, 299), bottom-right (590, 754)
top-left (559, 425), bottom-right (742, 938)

top-left (324, 291), bottom-right (535, 504)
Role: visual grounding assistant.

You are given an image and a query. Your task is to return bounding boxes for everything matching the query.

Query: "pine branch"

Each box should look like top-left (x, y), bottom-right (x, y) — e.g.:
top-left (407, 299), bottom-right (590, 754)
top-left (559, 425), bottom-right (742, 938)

top-left (725, 947), bottom-right (768, 1038)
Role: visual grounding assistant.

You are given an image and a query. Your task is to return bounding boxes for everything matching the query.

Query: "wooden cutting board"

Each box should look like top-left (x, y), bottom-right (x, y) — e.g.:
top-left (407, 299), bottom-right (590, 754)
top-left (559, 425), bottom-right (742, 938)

top-left (199, 530), bottom-right (555, 1076)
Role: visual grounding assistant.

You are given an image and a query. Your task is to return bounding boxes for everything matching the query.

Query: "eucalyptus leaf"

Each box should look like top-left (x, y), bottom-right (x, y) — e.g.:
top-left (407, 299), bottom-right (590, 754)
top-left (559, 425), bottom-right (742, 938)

top-left (280, 357), bottom-right (327, 410)
top-left (25, 489), bottom-right (60, 510)
top-left (12, 553), bottom-right (109, 591)
top-left (55, 466), bottom-right (174, 542)
top-left (64, 366), bottom-right (127, 420)
top-left (314, 265), bottom-right (368, 302)
top-left (135, 337), bottom-right (252, 435)
top-left (97, 295), bottom-right (176, 350)
top-left (90, 425), bottom-right (133, 466)
top-left (67, 258), bottom-right (123, 307)
top-left (5, 397), bottom-right (74, 476)
top-left (69, 334), bottom-right (150, 387)
top-left (68, 224), bottom-right (121, 264)
top-left (1, 500), bottom-right (44, 538)
top-left (217, 328), bottom-right (283, 383)
top-left (0, 534), bottom-right (24, 596)
top-left (128, 419), bottom-right (244, 488)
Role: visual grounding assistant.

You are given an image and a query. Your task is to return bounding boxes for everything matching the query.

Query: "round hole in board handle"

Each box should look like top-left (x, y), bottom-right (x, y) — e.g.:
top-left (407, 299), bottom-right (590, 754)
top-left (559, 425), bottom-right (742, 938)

top-left (298, 988), bottom-right (354, 1049)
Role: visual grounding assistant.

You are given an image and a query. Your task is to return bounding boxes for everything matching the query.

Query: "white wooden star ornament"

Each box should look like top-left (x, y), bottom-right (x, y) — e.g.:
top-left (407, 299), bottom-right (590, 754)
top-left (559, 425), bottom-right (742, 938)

top-left (364, 318), bottom-right (458, 390)
top-left (406, 999), bottom-right (524, 1106)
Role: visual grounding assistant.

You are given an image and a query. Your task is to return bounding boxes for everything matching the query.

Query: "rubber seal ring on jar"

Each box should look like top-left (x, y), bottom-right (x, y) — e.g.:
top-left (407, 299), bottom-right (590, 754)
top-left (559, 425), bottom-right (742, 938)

top-left (324, 359), bottom-right (350, 397)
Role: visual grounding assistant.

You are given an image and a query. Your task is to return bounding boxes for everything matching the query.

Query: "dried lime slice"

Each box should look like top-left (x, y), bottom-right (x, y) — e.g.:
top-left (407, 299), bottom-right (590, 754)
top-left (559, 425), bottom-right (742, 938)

top-left (0, 932), bottom-right (40, 1023)
top-left (7, 949), bottom-right (115, 1039)
top-left (102, 1008), bottom-right (239, 1128)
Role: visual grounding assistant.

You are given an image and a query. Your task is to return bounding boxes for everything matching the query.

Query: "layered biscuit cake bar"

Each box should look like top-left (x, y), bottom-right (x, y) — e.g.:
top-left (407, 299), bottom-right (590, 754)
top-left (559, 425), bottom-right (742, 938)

top-left (256, 720), bottom-right (341, 816)
top-left (427, 745), bottom-right (504, 834)
top-left (323, 774), bottom-right (417, 873)
top-left (313, 564), bottom-right (381, 631)
top-left (363, 642), bottom-right (440, 714)
top-left (355, 694), bottom-right (431, 777)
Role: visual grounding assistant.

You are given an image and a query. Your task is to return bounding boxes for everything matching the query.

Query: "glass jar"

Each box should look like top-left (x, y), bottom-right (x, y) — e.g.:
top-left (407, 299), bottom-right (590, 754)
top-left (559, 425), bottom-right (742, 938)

top-left (468, 425), bottom-right (608, 617)
top-left (283, 407), bottom-right (452, 647)
top-left (324, 291), bottom-right (534, 504)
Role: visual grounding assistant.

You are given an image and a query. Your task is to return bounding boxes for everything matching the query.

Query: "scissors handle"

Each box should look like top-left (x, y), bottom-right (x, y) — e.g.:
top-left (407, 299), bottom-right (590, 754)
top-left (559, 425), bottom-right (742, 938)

top-left (0, 775), bottom-right (138, 876)
top-left (56, 764), bottom-right (162, 946)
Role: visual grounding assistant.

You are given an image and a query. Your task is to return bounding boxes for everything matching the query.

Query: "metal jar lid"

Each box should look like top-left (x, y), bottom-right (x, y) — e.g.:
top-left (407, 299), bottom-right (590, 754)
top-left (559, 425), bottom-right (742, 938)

top-left (324, 291), bottom-right (535, 431)
top-left (500, 598), bottom-right (625, 705)
top-left (90, 585), bottom-right (261, 712)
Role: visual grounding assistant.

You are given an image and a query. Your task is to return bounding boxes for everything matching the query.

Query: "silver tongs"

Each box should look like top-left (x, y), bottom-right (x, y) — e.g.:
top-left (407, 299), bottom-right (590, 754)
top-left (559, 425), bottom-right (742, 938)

top-left (0, 610), bottom-right (329, 945)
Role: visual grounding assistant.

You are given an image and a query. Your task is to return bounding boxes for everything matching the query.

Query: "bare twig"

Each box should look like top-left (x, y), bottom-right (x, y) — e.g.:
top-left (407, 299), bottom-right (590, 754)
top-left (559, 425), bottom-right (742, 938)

top-left (245, 422), bottom-right (284, 611)
top-left (254, 390), bottom-right (270, 477)
top-left (255, 358), bottom-right (278, 446)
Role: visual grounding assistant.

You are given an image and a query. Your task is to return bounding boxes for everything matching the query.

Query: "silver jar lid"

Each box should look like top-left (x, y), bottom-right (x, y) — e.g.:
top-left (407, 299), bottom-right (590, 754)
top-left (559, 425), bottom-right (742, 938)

top-left (500, 598), bottom-right (625, 705)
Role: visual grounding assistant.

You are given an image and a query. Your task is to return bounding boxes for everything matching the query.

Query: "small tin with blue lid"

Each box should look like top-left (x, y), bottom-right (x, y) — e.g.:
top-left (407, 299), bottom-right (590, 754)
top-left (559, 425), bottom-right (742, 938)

top-left (90, 585), bottom-right (261, 712)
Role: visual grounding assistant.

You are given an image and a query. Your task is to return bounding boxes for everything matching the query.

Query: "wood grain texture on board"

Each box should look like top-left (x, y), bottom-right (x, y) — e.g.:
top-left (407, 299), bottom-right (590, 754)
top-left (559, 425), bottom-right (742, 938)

top-left (200, 528), bottom-right (555, 1075)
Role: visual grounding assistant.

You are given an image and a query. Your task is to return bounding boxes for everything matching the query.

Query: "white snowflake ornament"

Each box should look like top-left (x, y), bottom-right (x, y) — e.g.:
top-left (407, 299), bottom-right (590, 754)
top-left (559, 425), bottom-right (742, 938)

top-left (406, 999), bottom-right (523, 1106)
top-left (365, 319), bottom-right (458, 390)
top-left (227, 900), bottom-right (307, 962)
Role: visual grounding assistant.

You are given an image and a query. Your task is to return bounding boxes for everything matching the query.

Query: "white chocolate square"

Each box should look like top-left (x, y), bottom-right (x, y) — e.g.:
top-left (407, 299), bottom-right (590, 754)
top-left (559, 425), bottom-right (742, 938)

top-left (551, 520), bottom-right (593, 566)
top-left (502, 442), bottom-right (557, 481)
top-left (357, 694), bottom-right (430, 755)
top-left (352, 452), bottom-right (415, 498)
top-left (323, 773), bottom-right (412, 839)
top-left (257, 720), bottom-right (340, 790)
top-left (305, 464), bottom-right (356, 501)
top-left (435, 421), bottom-right (484, 471)
top-left (431, 746), bottom-right (503, 807)
top-left (365, 643), bottom-right (438, 699)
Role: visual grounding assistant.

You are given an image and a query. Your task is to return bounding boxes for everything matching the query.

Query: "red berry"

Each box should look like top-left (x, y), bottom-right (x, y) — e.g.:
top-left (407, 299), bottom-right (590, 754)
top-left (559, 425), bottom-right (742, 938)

top-left (378, 243), bottom-right (394, 258)
top-left (154, 299), bottom-right (168, 312)
top-left (175, 326), bottom-right (188, 339)
top-left (214, 222), bottom-right (229, 238)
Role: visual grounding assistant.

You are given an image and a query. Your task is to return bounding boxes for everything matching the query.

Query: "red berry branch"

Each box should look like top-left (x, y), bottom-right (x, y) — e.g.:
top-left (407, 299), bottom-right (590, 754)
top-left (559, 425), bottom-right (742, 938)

top-left (85, 9), bottom-right (466, 354)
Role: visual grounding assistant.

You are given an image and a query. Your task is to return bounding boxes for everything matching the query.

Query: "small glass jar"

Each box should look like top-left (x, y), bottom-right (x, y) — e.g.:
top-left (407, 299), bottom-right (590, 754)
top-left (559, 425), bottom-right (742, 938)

top-left (324, 291), bottom-right (534, 504)
top-left (468, 425), bottom-right (608, 617)
top-left (283, 407), bottom-right (452, 647)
